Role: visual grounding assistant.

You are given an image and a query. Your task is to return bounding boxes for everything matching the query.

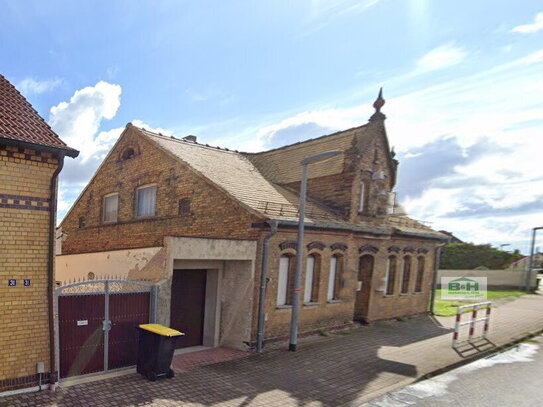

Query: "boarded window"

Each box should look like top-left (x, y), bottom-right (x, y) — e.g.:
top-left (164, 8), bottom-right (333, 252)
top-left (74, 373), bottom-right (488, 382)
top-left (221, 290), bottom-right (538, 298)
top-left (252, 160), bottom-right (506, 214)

top-left (327, 255), bottom-right (343, 301)
top-left (401, 256), bottom-right (411, 294)
top-left (386, 256), bottom-right (397, 295)
top-left (179, 198), bottom-right (191, 215)
top-left (415, 256), bottom-right (425, 292)
top-left (135, 185), bottom-right (156, 217)
top-left (304, 254), bottom-right (321, 303)
top-left (102, 193), bottom-right (119, 223)
top-left (277, 255), bottom-right (294, 306)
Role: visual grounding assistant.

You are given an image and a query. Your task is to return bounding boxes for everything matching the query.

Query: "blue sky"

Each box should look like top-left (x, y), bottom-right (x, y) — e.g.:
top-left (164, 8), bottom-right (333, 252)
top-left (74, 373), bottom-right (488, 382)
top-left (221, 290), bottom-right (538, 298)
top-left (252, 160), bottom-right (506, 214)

top-left (2, 0), bottom-right (542, 252)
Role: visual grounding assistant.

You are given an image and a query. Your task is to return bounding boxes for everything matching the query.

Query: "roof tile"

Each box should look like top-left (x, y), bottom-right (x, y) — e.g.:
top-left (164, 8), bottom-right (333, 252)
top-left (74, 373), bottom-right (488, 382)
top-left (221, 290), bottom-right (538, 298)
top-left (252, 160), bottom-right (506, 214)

top-left (0, 74), bottom-right (78, 156)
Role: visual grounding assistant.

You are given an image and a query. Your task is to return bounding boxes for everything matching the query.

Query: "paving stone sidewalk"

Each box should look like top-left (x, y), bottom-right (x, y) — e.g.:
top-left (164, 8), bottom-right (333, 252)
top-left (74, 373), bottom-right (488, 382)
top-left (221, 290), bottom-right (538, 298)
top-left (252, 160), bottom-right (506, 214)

top-left (2, 294), bottom-right (543, 407)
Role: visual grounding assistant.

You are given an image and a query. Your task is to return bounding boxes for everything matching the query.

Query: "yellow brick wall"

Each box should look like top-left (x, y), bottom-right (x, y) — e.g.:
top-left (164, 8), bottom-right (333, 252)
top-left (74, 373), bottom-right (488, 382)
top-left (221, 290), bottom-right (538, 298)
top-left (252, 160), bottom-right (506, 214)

top-left (0, 145), bottom-right (57, 385)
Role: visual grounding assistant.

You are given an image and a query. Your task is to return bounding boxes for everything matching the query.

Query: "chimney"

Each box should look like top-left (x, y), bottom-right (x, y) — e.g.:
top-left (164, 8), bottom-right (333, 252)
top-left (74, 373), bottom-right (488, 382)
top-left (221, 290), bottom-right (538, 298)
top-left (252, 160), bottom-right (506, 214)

top-left (183, 135), bottom-right (197, 143)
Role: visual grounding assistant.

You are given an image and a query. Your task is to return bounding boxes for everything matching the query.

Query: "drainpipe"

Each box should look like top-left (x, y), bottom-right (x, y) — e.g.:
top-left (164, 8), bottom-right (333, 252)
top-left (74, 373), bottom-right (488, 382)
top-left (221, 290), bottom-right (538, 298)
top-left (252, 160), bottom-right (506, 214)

top-left (48, 153), bottom-right (65, 390)
top-left (430, 245), bottom-right (442, 315)
top-left (256, 220), bottom-right (278, 353)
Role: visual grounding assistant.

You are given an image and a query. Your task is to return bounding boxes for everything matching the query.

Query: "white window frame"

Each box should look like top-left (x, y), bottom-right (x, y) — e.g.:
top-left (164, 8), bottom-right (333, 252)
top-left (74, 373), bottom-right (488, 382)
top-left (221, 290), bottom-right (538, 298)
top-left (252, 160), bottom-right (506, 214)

top-left (102, 193), bottom-right (119, 223)
top-left (135, 184), bottom-right (157, 218)
top-left (359, 181), bottom-right (365, 213)
top-left (327, 256), bottom-right (337, 301)
top-left (304, 255), bottom-right (315, 303)
top-left (277, 255), bottom-right (290, 306)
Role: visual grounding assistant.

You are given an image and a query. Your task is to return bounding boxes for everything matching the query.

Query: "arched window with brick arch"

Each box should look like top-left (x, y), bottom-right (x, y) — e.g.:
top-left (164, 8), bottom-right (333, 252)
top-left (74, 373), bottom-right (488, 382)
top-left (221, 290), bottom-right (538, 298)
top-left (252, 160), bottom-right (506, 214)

top-left (401, 255), bottom-right (411, 294)
top-left (327, 254), bottom-right (344, 301)
top-left (304, 253), bottom-right (321, 303)
top-left (415, 256), bottom-right (426, 292)
top-left (386, 255), bottom-right (397, 295)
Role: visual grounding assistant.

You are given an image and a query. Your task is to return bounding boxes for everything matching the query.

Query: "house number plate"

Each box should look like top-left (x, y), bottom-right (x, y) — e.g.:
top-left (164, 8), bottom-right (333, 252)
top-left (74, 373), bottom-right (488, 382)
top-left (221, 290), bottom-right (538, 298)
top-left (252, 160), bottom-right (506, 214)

top-left (77, 320), bottom-right (89, 326)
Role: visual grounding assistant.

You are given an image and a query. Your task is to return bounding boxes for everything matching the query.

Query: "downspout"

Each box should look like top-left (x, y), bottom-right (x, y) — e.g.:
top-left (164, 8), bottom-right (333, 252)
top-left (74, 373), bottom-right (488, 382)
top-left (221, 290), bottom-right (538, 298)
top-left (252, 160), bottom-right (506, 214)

top-left (48, 153), bottom-right (65, 390)
top-left (256, 220), bottom-right (278, 353)
top-left (429, 245), bottom-right (442, 315)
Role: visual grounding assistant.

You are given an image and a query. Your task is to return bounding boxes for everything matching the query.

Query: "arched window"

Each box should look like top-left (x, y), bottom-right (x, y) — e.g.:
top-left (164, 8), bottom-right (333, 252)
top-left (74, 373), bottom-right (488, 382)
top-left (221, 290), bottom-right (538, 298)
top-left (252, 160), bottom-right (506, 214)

top-left (304, 254), bottom-right (321, 303)
top-left (327, 254), bottom-right (343, 301)
top-left (358, 181), bottom-right (366, 213)
top-left (401, 256), bottom-right (411, 294)
top-left (386, 255), bottom-right (397, 295)
top-left (415, 256), bottom-right (425, 292)
top-left (121, 148), bottom-right (136, 161)
top-left (277, 255), bottom-right (295, 306)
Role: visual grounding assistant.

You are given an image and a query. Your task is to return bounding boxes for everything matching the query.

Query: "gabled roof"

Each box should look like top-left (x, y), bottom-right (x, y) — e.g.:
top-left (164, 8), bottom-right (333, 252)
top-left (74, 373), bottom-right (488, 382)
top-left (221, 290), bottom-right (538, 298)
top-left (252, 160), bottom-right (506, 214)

top-left (138, 127), bottom-right (341, 223)
top-left (137, 126), bottom-right (446, 240)
top-left (0, 74), bottom-right (78, 157)
top-left (243, 126), bottom-right (367, 184)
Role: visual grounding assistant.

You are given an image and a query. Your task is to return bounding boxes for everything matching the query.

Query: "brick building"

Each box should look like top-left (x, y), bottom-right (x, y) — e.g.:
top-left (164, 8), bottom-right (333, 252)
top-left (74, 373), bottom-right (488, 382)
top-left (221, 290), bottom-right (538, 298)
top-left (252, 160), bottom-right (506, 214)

top-left (0, 74), bottom-right (78, 392)
top-left (58, 91), bottom-right (446, 354)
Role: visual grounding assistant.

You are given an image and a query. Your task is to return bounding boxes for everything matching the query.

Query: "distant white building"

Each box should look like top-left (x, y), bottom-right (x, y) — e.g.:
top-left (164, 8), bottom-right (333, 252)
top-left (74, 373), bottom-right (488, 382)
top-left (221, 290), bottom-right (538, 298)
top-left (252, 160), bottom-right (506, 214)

top-left (508, 253), bottom-right (543, 271)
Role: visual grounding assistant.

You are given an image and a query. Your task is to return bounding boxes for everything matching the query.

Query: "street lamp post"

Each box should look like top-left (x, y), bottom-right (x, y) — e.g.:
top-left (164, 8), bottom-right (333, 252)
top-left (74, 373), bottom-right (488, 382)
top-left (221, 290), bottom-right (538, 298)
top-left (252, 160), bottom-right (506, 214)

top-left (524, 227), bottom-right (543, 291)
top-left (289, 150), bottom-right (343, 352)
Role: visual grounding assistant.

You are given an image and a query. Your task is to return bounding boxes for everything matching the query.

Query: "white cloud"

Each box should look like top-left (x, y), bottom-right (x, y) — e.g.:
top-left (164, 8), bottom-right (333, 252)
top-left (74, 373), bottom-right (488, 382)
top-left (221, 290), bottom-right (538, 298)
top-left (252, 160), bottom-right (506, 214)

top-left (49, 81), bottom-right (122, 160)
top-left (415, 43), bottom-right (469, 73)
top-left (239, 49), bottom-right (543, 252)
top-left (511, 12), bottom-right (543, 34)
top-left (17, 77), bottom-right (62, 95)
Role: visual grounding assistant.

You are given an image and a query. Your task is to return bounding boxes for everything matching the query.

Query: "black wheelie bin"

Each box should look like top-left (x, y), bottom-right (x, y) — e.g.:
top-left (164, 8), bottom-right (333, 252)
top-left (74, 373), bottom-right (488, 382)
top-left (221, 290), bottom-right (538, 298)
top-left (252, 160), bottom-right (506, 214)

top-left (137, 324), bottom-right (184, 381)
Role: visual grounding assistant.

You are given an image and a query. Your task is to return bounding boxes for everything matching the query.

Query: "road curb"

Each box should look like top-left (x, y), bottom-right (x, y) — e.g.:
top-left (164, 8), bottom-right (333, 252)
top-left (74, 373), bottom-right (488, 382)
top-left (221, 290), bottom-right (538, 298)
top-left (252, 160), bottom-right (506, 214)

top-left (340, 327), bottom-right (543, 407)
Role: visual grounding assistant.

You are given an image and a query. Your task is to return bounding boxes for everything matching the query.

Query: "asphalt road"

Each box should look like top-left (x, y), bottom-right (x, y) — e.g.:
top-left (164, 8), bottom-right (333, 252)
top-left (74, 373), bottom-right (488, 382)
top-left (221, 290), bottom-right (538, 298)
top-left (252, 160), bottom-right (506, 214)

top-left (362, 336), bottom-right (543, 407)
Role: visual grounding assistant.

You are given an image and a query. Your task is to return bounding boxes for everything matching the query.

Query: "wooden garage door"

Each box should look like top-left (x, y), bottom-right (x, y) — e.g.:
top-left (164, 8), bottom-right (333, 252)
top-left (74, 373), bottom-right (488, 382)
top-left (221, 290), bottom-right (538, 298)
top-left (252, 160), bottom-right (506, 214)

top-left (170, 269), bottom-right (207, 349)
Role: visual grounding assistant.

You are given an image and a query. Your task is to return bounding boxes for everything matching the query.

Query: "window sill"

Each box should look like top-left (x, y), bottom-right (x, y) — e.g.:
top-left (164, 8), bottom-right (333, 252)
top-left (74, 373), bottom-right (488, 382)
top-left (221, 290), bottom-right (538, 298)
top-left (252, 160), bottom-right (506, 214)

top-left (102, 220), bottom-right (117, 225)
top-left (303, 302), bottom-right (320, 307)
top-left (413, 291), bottom-right (424, 295)
top-left (383, 294), bottom-right (395, 298)
top-left (399, 293), bottom-right (410, 296)
top-left (275, 305), bottom-right (292, 310)
top-left (326, 299), bottom-right (342, 304)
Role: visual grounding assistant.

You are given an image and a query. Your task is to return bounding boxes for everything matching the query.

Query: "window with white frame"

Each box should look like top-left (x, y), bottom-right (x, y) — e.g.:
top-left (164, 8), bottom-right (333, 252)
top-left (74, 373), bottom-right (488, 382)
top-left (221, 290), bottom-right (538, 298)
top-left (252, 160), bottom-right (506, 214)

top-left (102, 193), bottom-right (119, 223)
top-left (327, 255), bottom-right (342, 301)
top-left (277, 255), bottom-right (291, 306)
top-left (358, 181), bottom-right (365, 213)
top-left (386, 255), bottom-right (397, 295)
top-left (135, 185), bottom-right (157, 217)
top-left (304, 255), bottom-right (315, 303)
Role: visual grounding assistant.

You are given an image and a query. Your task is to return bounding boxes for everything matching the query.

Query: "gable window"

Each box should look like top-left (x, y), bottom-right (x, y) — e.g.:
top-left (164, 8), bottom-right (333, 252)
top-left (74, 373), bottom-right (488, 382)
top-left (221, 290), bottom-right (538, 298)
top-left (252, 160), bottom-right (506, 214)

top-left (179, 198), bottom-right (191, 215)
top-left (102, 193), bottom-right (119, 223)
top-left (304, 254), bottom-right (321, 303)
top-left (327, 254), bottom-right (343, 301)
top-left (401, 256), bottom-right (411, 294)
top-left (358, 181), bottom-right (365, 213)
top-left (386, 255), bottom-right (397, 295)
top-left (78, 217), bottom-right (86, 228)
top-left (277, 255), bottom-right (294, 306)
top-left (135, 185), bottom-right (157, 217)
top-left (121, 148), bottom-right (135, 161)
top-left (415, 256), bottom-right (425, 292)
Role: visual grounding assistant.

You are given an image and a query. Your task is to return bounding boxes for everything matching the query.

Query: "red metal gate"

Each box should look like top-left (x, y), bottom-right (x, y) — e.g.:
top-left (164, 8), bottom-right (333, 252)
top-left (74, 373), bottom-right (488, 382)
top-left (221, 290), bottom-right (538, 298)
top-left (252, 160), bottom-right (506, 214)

top-left (56, 280), bottom-right (157, 379)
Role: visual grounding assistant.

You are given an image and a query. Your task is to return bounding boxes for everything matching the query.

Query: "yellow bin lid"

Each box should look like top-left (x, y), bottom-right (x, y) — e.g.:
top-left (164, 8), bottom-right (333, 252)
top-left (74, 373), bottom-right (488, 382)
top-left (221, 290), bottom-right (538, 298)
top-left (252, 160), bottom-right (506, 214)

top-left (139, 324), bottom-right (184, 337)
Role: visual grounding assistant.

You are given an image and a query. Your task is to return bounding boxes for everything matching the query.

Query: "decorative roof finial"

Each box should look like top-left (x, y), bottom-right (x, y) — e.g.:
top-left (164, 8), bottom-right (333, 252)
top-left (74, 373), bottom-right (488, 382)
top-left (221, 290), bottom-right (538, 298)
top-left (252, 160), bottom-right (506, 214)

top-left (369, 87), bottom-right (386, 121)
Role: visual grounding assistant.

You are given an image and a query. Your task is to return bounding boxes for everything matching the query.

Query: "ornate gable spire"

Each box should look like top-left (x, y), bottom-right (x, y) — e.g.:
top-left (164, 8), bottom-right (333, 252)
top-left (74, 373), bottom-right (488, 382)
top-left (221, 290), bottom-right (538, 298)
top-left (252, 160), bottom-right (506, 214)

top-left (369, 87), bottom-right (386, 122)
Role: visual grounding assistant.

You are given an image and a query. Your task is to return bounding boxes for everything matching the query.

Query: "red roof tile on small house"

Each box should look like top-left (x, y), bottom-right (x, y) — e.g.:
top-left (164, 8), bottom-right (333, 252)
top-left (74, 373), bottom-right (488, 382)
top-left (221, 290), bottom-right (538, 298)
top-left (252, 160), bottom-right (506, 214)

top-left (0, 74), bottom-right (78, 157)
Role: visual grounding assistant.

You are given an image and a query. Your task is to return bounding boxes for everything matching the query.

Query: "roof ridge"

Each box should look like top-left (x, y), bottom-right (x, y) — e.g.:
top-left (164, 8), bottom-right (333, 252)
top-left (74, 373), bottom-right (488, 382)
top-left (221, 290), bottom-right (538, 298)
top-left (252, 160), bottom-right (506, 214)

top-left (133, 125), bottom-right (243, 155)
top-left (243, 123), bottom-right (368, 156)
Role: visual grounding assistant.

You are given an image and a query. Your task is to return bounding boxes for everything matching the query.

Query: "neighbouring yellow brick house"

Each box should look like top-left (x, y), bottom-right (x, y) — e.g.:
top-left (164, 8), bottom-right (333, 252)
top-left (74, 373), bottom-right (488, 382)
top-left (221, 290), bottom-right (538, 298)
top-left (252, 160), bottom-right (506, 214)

top-left (0, 74), bottom-right (78, 393)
